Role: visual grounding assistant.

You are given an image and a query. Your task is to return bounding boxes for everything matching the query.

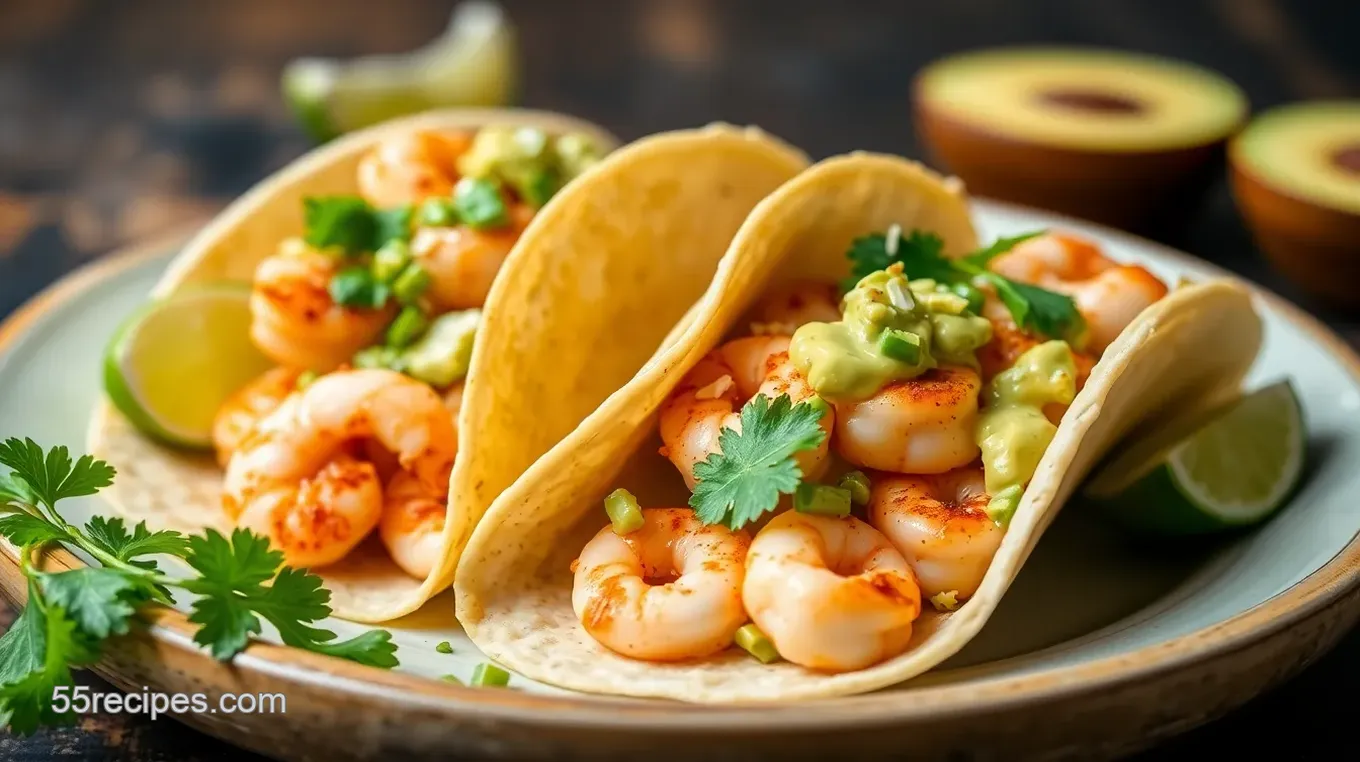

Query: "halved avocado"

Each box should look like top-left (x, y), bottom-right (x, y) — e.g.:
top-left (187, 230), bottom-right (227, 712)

top-left (282, 1), bottom-right (519, 143)
top-left (913, 47), bottom-right (1248, 233)
top-left (1229, 101), bottom-right (1360, 307)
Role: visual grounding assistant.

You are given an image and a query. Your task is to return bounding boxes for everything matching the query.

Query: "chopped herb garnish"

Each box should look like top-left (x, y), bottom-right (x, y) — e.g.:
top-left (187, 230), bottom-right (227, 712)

top-left (372, 204), bottom-right (414, 247)
top-left (792, 483), bottom-right (852, 518)
top-left (304, 196), bottom-right (412, 255)
top-left (328, 266), bottom-right (390, 310)
top-left (845, 228), bottom-right (1084, 341)
top-left (0, 439), bottom-right (397, 735)
top-left (418, 197), bottom-right (459, 228)
top-left (453, 178), bottom-right (509, 229)
top-left (434, 641), bottom-right (454, 654)
top-left (689, 394), bottom-right (828, 531)
top-left (470, 662), bottom-right (511, 688)
top-left (304, 197), bottom-right (376, 255)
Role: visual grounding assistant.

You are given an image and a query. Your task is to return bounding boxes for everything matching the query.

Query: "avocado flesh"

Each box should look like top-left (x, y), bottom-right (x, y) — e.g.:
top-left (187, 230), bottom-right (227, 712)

top-left (282, 1), bottom-right (518, 143)
top-left (917, 47), bottom-right (1247, 152)
top-left (1232, 101), bottom-right (1360, 216)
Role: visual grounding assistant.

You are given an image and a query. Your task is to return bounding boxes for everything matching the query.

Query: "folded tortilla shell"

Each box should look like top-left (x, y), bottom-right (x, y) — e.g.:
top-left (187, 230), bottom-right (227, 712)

top-left (88, 112), bottom-right (811, 623)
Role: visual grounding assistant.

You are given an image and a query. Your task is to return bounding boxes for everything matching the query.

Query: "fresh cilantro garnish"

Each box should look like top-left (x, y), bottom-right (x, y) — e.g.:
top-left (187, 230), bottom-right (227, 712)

top-left (453, 178), bottom-right (509, 229)
top-left (328, 266), bottom-right (391, 309)
top-left (372, 205), bottom-right (414, 246)
top-left (843, 229), bottom-right (951, 291)
top-left (304, 197), bottom-right (412, 255)
top-left (689, 395), bottom-right (828, 531)
top-left (844, 227), bottom-right (1084, 341)
top-left (0, 438), bottom-right (399, 734)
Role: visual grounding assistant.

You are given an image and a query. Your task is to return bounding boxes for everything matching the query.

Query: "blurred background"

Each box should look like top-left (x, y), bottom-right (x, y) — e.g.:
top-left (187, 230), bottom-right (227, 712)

top-left (1, 0), bottom-right (1357, 759)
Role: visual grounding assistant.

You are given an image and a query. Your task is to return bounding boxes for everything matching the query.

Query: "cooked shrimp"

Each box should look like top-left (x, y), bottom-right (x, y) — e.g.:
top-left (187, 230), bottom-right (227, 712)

top-left (379, 471), bottom-right (447, 579)
top-left (743, 512), bottom-right (921, 672)
top-left (356, 130), bottom-right (472, 208)
top-left (867, 467), bottom-right (1003, 601)
top-left (748, 279), bottom-right (842, 336)
top-left (211, 366), bottom-right (303, 467)
top-left (572, 508), bottom-right (750, 661)
top-left (834, 366), bottom-right (982, 475)
top-left (659, 335), bottom-right (833, 491)
top-left (988, 233), bottom-right (1168, 355)
top-left (249, 241), bottom-right (395, 371)
top-left (222, 368), bottom-right (457, 570)
top-left (411, 203), bottom-right (534, 312)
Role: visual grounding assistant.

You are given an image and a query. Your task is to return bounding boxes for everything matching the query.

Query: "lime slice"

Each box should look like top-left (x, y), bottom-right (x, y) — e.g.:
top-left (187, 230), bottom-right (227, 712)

top-left (103, 283), bottom-right (275, 450)
top-left (282, 1), bottom-right (519, 143)
top-left (1084, 380), bottom-right (1305, 536)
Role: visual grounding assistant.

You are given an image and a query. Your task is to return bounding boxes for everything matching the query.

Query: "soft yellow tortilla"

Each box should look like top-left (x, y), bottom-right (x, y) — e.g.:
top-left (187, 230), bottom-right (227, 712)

top-left (454, 153), bottom-right (1264, 701)
top-left (87, 110), bottom-right (811, 623)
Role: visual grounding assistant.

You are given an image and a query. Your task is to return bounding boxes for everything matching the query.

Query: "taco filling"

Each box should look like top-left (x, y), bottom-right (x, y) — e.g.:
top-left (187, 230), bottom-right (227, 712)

top-left (570, 228), bottom-right (1170, 673)
top-left (214, 124), bottom-right (604, 580)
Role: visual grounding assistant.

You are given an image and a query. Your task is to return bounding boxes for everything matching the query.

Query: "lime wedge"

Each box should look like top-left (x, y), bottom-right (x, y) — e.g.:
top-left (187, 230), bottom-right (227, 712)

top-left (1084, 380), bottom-right (1305, 536)
top-left (103, 283), bottom-right (275, 450)
top-left (282, 1), bottom-right (519, 143)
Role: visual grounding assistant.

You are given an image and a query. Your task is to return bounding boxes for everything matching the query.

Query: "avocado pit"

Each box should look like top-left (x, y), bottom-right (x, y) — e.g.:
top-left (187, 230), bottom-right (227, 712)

top-left (1330, 144), bottom-right (1360, 176)
top-left (1036, 89), bottom-right (1145, 116)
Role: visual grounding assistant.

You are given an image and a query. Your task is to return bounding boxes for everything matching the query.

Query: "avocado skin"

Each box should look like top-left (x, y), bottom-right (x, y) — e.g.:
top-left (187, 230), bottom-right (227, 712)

top-left (1230, 162), bottom-right (1360, 308)
top-left (912, 86), bottom-right (1229, 237)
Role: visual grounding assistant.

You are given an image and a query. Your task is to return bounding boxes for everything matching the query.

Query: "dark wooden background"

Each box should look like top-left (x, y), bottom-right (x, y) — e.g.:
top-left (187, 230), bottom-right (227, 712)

top-left (1, 0), bottom-right (1357, 759)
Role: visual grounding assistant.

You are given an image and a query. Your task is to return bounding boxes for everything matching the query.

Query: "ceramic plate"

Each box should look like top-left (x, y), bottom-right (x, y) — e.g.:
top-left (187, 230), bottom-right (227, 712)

top-left (2, 200), bottom-right (1359, 761)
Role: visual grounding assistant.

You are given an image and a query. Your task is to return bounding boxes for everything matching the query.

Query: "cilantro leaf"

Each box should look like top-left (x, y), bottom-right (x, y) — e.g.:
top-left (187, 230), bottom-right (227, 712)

top-left (304, 196), bottom-right (377, 254)
top-left (186, 589), bottom-right (261, 660)
top-left (372, 205), bottom-right (414, 247)
top-left (84, 516), bottom-right (188, 566)
top-left (975, 273), bottom-right (1085, 341)
top-left (0, 473), bottom-right (36, 508)
top-left (0, 586), bottom-right (49, 686)
top-left (0, 439), bottom-right (114, 510)
top-left (453, 178), bottom-right (509, 229)
top-left (0, 584), bottom-right (86, 735)
top-left (302, 630), bottom-right (399, 668)
top-left (844, 229), bottom-right (951, 291)
top-left (0, 514), bottom-right (70, 549)
top-left (959, 230), bottom-right (1045, 268)
top-left (250, 568), bottom-right (399, 668)
top-left (690, 395), bottom-right (827, 530)
top-left (177, 530), bottom-right (398, 667)
top-left (328, 266), bottom-right (391, 309)
top-left (38, 568), bottom-right (150, 640)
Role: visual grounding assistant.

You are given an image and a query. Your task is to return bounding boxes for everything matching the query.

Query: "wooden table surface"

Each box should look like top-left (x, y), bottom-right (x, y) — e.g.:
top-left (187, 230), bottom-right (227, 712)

top-left (1, 0), bottom-right (1357, 759)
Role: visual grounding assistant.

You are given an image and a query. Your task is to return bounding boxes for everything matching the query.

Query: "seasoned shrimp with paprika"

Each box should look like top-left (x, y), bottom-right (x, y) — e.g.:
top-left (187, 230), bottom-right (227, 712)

top-left (411, 202), bottom-right (535, 312)
top-left (988, 233), bottom-right (1169, 354)
top-left (867, 466), bottom-right (1003, 602)
top-left (659, 335), bottom-right (833, 491)
top-left (211, 366), bottom-right (303, 467)
top-left (833, 365), bottom-right (983, 475)
top-left (249, 240), bottom-right (395, 371)
top-left (222, 368), bottom-right (457, 571)
top-left (356, 130), bottom-right (472, 208)
top-left (743, 512), bottom-right (921, 672)
top-left (572, 508), bottom-right (750, 661)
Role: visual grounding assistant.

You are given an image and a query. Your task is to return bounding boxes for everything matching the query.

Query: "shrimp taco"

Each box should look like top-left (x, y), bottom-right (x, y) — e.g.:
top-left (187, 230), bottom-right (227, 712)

top-left (454, 152), bottom-right (1265, 701)
top-left (88, 110), bottom-right (812, 623)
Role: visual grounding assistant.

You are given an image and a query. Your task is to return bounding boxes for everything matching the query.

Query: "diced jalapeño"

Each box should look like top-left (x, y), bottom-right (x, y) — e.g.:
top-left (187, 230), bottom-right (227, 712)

top-left (604, 488), bottom-right (644, 535)
top-left (734, 623), bottom-right (780, 664)
top-left (878, 328), bottom-right (922, 365)
top-left (793, 484), bottom-right (852, 518)
top-left (386, 305), bottom-right (429, 349)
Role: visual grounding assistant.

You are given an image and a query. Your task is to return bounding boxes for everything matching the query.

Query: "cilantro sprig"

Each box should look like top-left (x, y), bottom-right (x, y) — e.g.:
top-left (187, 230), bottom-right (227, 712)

top-left (303, 196), bottom-right (413, 255)
top-left (690, 395), bottom-right (828, 531)
top-left (845, 227), bottom-right (1085, 341)
top-left (0, 438), bottom-right (398, 734)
